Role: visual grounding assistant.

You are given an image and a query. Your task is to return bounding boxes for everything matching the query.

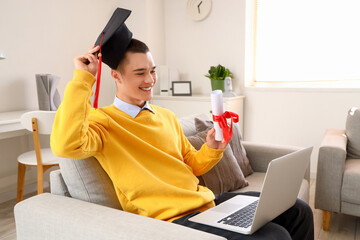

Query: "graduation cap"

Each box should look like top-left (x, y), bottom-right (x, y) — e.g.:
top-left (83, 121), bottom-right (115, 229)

top-left (93, 8), bottom-right (133, 108)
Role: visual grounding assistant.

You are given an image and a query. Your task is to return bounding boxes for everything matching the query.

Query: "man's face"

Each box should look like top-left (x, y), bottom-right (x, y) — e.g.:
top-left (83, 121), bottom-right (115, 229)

top-left (114, 51), bottom-right (157, 107)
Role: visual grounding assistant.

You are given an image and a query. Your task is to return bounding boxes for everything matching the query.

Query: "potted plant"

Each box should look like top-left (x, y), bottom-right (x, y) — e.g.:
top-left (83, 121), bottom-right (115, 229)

top-left (205, 64), bottom-right (233, 92)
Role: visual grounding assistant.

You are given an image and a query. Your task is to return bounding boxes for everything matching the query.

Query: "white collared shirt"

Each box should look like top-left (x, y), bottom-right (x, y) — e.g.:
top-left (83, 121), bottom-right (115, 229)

top-left (113, 96), bottom-right (155, 118)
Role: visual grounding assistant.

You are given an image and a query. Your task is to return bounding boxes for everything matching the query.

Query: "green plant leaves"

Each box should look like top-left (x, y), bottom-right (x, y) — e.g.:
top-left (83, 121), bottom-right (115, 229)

top-left (205, 64), bottom-right (233, 80)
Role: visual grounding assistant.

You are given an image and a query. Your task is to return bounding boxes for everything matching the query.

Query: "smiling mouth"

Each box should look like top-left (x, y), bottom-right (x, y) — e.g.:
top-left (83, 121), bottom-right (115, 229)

top-left (139, 86), bottom-right (153, 91)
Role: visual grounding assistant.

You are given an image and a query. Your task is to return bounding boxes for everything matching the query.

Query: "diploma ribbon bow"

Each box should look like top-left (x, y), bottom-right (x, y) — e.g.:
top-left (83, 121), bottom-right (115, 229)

top-left (212, 111), bottom-right (239, 142)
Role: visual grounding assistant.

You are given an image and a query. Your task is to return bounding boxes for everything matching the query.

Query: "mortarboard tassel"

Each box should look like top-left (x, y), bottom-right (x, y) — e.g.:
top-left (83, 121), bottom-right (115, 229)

top-left (93, 33), bottom-right (105, 109)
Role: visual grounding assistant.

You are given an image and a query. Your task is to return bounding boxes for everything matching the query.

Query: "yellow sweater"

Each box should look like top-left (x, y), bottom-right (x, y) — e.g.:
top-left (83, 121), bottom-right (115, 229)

top-left (51, 69), bottom-right (224, 221)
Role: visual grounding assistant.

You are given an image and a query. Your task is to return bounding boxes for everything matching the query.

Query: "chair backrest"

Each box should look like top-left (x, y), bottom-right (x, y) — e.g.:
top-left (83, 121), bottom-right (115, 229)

top-left (20, 111), bottom-right (57, 134)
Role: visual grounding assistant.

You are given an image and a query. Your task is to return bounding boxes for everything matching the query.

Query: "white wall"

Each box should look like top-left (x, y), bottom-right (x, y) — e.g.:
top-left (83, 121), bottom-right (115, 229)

top-left (0, 0), bottom-right (165, 201)
top-left (163, 0), bottom-right (360, 177)
top-left (0, 0), bottom-right (151, 112)
top-left (164, 0), bottom-right (246, 95)
top-left (244, 88), bottom-right (360, 176)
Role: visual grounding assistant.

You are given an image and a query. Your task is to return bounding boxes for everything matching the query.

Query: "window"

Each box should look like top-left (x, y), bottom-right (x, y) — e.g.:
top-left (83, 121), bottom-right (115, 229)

top-left (255, 0), bottom-right (360, 83)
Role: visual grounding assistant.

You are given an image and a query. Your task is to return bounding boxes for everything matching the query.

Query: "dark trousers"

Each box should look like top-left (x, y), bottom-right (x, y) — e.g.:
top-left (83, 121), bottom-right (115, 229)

top-left (173, 192), bottom-right (314, 240)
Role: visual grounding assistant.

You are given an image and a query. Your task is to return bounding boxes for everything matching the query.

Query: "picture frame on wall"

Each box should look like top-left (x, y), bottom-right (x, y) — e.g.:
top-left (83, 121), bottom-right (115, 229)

top-left (172, 81), bottom-right (192, 96)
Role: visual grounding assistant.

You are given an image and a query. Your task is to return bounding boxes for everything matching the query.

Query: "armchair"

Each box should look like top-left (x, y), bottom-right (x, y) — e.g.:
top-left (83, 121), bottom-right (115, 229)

top-left (315, 108), bottom-right (360, 230)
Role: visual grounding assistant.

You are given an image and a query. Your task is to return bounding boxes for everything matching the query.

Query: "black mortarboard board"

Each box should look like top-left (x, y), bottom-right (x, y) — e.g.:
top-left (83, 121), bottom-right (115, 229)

top-left (95, 8), bottom-right (133, 69)
top-left (93, 8), bottom-right (133, 108)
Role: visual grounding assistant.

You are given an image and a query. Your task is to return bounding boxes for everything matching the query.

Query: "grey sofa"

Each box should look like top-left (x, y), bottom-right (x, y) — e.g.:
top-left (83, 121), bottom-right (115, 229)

top-left (315, 128), bottom-right (360, 231)
top-left (15, 114), bottom-right (310, 240)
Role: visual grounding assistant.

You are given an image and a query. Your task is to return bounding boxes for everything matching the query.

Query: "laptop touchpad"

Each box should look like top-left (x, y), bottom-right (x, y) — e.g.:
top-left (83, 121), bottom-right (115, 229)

top-left (211, 203), bottom-right (240, 213)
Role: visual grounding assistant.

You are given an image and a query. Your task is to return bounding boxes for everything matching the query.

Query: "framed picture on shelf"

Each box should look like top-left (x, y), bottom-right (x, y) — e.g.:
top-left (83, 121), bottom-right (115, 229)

top-left (172, 81), bottom-right (192, 96)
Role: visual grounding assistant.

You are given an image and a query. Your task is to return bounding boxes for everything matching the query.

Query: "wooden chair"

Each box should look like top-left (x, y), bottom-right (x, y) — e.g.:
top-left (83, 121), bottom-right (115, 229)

top-left (17, 111), bottom-right (61, 202)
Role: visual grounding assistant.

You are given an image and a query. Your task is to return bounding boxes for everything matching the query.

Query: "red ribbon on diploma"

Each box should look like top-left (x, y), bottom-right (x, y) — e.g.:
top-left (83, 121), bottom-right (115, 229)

top-left (212, 111), bottom-right (239, 142)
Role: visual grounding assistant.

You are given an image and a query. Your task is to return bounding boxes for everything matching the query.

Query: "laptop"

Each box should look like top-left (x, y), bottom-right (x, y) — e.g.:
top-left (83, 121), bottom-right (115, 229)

top-left (189, 147), bottom-right (312, 235)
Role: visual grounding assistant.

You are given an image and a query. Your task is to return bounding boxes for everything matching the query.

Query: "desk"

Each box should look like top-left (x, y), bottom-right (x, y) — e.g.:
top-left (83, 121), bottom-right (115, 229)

top-left (0, 110), bottom-right (29, 140)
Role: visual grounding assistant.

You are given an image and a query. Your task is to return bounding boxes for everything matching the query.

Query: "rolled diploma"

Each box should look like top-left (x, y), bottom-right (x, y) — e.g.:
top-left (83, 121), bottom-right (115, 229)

top-left (211, 90), bottom-right (224, 141)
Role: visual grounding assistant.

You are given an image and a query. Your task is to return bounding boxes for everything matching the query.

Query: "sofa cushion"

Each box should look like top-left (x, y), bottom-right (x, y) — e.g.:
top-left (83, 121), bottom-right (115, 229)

top-left (50, 169), bottom-right (71, 197)
top-left (341, 201), bottom-right (360, 218)
top-left (179, 113), bottom-right (201, 137)
top-left (231, 172), bottom-right (265, 194)
top-left (59, 157), bottom-right (122, 210)
top-left (187, 129), bottom-right (248, 194)
top-left (346, 107), bottom-right (360, 158)
top-left (342, 159), bottom-right (360, 205)
top-left (194, 116), bottom-right (253, 177)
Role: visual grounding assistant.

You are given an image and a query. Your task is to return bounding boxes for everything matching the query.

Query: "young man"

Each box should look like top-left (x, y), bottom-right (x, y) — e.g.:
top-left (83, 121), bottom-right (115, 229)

top-left (51, 8), bottom-right (313, 240)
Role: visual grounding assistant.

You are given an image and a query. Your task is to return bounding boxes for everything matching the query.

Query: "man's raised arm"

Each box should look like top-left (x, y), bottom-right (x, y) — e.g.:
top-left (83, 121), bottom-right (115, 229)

top-left (51, 46), bottom-right (108, 159)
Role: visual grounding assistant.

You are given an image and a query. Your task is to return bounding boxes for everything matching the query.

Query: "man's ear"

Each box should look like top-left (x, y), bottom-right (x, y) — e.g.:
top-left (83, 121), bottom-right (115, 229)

top-left (111, 69), bottom-right (123, 85)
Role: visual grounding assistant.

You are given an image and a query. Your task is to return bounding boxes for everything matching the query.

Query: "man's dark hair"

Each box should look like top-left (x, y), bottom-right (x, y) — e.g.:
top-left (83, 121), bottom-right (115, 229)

top-left (126, 38), bottom-right (149, 54)
top-left (117, 38), bottom-right (150, 71)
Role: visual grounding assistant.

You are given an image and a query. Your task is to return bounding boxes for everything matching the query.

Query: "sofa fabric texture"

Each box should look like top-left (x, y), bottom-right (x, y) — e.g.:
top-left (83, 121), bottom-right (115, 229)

top-left (315, 120), bottom-right (360, 221)
top-left (58, 156), bottom-right (122, 210)
top-left (15, 193), bottom-right (225, 240)
top-left (316, 107), bottom-right (360, 225)
top-left (50, 170), bottom-right (70, 197)
top-left (341, 159), bottom-right (360, 205)
top-left (346, 107), bottom-right (360, 159)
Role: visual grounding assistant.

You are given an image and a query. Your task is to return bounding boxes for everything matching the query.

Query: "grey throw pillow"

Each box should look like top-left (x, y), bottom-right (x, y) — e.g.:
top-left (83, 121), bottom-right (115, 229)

top-left (187, 129), bottom-right (248, 194)
top-left (346, 107), bottom-right (360, 158)
top-left (59, 157), bottom-right (122, 210)
top-left (195, 117), bottom-right (253, 177)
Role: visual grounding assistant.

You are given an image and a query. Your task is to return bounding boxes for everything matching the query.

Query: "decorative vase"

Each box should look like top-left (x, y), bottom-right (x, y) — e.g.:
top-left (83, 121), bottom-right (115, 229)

top-left (210, 79), bottom-right (225, 92)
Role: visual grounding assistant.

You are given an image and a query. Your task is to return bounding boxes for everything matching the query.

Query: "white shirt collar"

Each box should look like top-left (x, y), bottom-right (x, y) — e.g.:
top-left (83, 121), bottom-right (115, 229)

top-left (113, 96), bottom-right (154, 118)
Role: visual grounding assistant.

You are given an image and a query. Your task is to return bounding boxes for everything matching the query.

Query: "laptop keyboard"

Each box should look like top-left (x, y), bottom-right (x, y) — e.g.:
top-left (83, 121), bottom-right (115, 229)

top-left (217, 200), bottom-right (259, 228)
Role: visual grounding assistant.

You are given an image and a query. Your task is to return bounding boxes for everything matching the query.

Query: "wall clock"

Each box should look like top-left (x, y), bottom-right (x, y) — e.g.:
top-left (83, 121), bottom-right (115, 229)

top-left (186, 0), bottom-right (212, 21)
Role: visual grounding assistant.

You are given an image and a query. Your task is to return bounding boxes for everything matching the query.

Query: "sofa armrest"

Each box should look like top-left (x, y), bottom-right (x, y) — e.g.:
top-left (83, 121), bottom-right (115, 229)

top-left (14, 193), bottom-right (225, 240)
top-left (315, 129), bottom-right (347, 213)
top-left (242, 141), bottom-right (304, 174)
top-left (50, 170), bottom-right (70, 197)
